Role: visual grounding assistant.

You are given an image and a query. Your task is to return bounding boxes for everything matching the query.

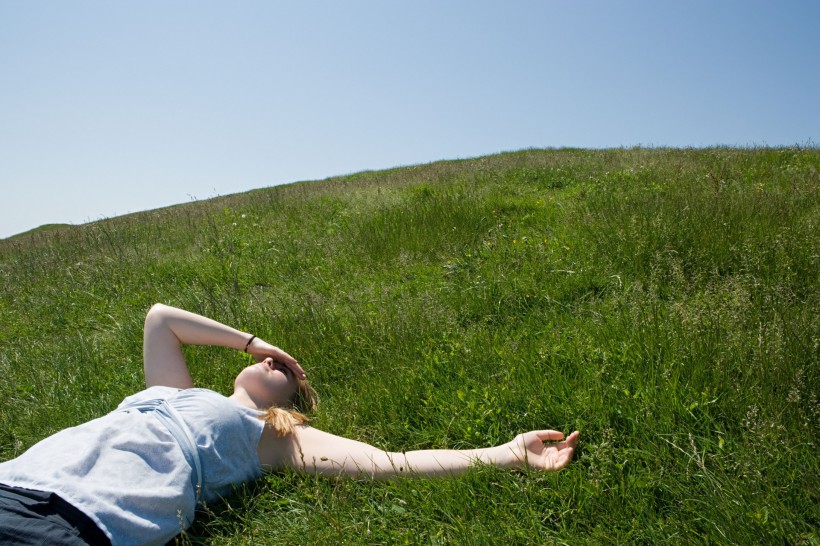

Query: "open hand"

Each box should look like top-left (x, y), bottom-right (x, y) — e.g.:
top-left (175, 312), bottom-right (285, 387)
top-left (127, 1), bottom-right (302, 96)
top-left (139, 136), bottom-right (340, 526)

top-left (246, 337), bottom-right (306, 379)
top-left (506, 430), bottom-right (580, 471)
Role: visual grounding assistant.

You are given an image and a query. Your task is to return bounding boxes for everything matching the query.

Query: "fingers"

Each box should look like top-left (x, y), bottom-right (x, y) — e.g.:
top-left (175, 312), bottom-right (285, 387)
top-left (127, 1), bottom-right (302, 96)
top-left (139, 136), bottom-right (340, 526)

top-left (532, 430), bottom-right (580, 447)
top-left (268, 353), bottom-right (305, 380)
top-left (286, 359), bottom-right (307, 380)
top-left (256, 345), bottom-right (307, 380)
top-left (552, 431), bottom-right (579, 470)
top-left (527, 430), bottom-right (579, 471)
top-left (272, 348), bottom-right (306, 379)
top-left (531, 430), bottom-right (566, 442)
top-left (550, 431), bottom-right (580, 454)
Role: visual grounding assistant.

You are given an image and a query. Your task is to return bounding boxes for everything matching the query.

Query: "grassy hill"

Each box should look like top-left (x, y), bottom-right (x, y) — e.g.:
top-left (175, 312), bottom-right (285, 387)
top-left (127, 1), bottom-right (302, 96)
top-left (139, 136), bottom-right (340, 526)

top-left (3, 222), bottom-right (74, 240)
top-left (0, 147), bottom-right (818, 544)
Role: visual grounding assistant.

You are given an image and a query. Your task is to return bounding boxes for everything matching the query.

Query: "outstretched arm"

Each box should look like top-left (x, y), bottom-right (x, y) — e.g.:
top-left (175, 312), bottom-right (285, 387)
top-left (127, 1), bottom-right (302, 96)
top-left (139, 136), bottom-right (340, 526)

top-left (259, 425), bottom-right (579, 478)
top-left (143, 303), bottom-right (303, 389)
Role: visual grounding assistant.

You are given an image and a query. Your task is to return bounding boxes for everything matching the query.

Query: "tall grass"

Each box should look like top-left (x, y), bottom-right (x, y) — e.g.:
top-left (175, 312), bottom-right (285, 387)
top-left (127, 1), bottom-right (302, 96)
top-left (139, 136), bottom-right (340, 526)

top-left (1, 147), bottom-right (818, 544)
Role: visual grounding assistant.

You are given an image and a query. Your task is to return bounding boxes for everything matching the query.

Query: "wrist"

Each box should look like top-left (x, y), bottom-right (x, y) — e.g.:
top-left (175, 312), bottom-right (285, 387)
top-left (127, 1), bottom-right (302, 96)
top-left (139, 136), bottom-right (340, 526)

top-left (502, 442), bottom-right (527, 470)
top-left (482, 444), bottom-right (518, 470)
top-left (244, 335), bottom-right (256, 353)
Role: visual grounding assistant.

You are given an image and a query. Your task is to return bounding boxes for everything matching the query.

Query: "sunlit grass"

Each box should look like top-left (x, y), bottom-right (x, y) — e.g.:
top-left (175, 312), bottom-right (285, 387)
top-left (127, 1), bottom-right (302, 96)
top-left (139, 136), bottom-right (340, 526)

top-left (1, 146), bottom-right (818, 544)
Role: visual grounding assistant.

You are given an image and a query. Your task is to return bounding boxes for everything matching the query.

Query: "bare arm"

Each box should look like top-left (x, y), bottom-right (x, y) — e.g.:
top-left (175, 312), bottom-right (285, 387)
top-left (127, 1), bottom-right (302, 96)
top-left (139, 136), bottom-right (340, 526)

top-left (142, 303), bottom-right (303, 389)
top-left (259, 425), bottom-right (579, 479)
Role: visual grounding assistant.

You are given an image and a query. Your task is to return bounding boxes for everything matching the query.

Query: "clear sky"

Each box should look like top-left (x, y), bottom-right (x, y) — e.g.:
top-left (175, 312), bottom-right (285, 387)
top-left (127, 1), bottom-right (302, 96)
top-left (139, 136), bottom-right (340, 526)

top-left (1, 1), bottom-right (818, 239)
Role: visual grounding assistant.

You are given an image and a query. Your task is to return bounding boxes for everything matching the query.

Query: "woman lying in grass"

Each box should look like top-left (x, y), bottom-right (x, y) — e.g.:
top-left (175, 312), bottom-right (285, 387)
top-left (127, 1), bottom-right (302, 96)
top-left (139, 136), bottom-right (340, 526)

top-left (0, 304), bottom-right (579, 546)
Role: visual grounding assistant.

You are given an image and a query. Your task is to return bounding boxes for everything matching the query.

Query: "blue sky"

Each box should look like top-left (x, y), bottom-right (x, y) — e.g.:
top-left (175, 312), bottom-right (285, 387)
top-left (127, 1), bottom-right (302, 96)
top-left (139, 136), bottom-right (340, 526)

top-left (1, 1), bottom-right (818, 239)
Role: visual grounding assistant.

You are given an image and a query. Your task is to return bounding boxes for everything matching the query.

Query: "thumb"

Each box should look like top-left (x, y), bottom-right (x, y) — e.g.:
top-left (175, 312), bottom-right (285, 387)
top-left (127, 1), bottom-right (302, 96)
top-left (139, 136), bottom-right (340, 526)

top-left (529, 430), bottom-right (566, 442)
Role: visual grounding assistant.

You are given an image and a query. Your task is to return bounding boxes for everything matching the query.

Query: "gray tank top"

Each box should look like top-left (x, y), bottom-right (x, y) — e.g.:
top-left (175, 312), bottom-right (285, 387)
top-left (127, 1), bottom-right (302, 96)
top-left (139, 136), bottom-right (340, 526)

top-left (0, 386), bottom-right (266, 546)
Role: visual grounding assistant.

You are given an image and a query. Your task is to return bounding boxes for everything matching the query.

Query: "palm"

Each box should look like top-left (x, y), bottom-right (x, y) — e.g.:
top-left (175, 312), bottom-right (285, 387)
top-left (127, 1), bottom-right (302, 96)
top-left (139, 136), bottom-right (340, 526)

top-left (513, 430), bottom-right (580, 471)
top-left (246, 339), bottom-right (305, 379)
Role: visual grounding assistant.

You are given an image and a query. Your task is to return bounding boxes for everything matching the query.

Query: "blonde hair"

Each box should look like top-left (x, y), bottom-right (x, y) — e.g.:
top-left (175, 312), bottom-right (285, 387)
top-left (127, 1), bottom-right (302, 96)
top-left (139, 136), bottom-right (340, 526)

top-left (259, 377), bottom-right (319, 436)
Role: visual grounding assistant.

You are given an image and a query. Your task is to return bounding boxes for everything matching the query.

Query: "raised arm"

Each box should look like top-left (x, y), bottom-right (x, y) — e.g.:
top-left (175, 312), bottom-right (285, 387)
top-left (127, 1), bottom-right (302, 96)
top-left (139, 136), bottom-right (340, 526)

top-left (142, 303), bottom-right (304, 389)
top-left (259, 425), bottom-right (579, 479)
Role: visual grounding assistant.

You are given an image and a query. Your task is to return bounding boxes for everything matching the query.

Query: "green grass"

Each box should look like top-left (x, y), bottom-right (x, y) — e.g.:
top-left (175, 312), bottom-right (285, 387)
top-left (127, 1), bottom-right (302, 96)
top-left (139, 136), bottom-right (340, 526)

top-left (1, 146), bottom-right (818, 544)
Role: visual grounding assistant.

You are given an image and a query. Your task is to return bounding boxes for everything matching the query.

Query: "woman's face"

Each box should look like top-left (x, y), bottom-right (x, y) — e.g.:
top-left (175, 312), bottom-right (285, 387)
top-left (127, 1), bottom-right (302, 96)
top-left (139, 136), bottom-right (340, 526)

top-left (234, 357), bottom-right (298, 408)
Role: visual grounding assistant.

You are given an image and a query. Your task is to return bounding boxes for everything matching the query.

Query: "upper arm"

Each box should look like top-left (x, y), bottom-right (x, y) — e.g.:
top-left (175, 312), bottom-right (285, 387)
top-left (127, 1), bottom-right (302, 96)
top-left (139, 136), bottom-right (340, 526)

top-left (142, 304), bottom-right (194, 389)
top-left (258, 425), bottom-right (404, 479)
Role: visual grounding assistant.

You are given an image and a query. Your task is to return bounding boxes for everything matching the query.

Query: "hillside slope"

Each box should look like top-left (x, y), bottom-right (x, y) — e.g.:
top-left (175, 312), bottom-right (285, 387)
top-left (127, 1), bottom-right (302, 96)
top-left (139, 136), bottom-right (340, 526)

top-left (1, 147), bottom-right (818, 544)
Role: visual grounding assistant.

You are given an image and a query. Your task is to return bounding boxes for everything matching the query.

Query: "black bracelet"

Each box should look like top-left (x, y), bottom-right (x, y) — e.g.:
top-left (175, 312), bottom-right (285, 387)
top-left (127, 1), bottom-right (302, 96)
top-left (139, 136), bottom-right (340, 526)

top-left (244, 335), bottom-right (256, 353)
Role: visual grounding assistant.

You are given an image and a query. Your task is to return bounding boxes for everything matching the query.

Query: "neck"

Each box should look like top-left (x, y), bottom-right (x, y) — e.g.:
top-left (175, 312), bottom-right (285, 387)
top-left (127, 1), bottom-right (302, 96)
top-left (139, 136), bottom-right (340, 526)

top-left (228, 388), bottom-right (261, 410)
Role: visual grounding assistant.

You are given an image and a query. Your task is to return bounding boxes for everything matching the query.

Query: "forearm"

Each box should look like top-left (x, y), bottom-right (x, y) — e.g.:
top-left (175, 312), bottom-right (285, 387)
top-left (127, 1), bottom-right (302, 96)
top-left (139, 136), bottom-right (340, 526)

top-left (143, 304), bottom-right (302, 389)
top-left (384, 445), bottom-right (518, 478)
top-left (145, 304), bottom-right (251, 351)
top-left (287, 426), bottom-right (520, 480)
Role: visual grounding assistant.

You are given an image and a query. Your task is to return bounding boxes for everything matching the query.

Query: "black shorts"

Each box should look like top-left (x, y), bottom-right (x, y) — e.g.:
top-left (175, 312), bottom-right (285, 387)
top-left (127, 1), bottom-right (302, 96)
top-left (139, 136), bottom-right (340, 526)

top-left (0, 484), bottom-right (111, 546)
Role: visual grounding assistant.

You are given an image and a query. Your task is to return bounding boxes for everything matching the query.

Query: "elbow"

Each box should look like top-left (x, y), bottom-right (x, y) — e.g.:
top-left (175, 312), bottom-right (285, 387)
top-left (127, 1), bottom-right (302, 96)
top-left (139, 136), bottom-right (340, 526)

top-left (145, 303), bottom-right (171, 327)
